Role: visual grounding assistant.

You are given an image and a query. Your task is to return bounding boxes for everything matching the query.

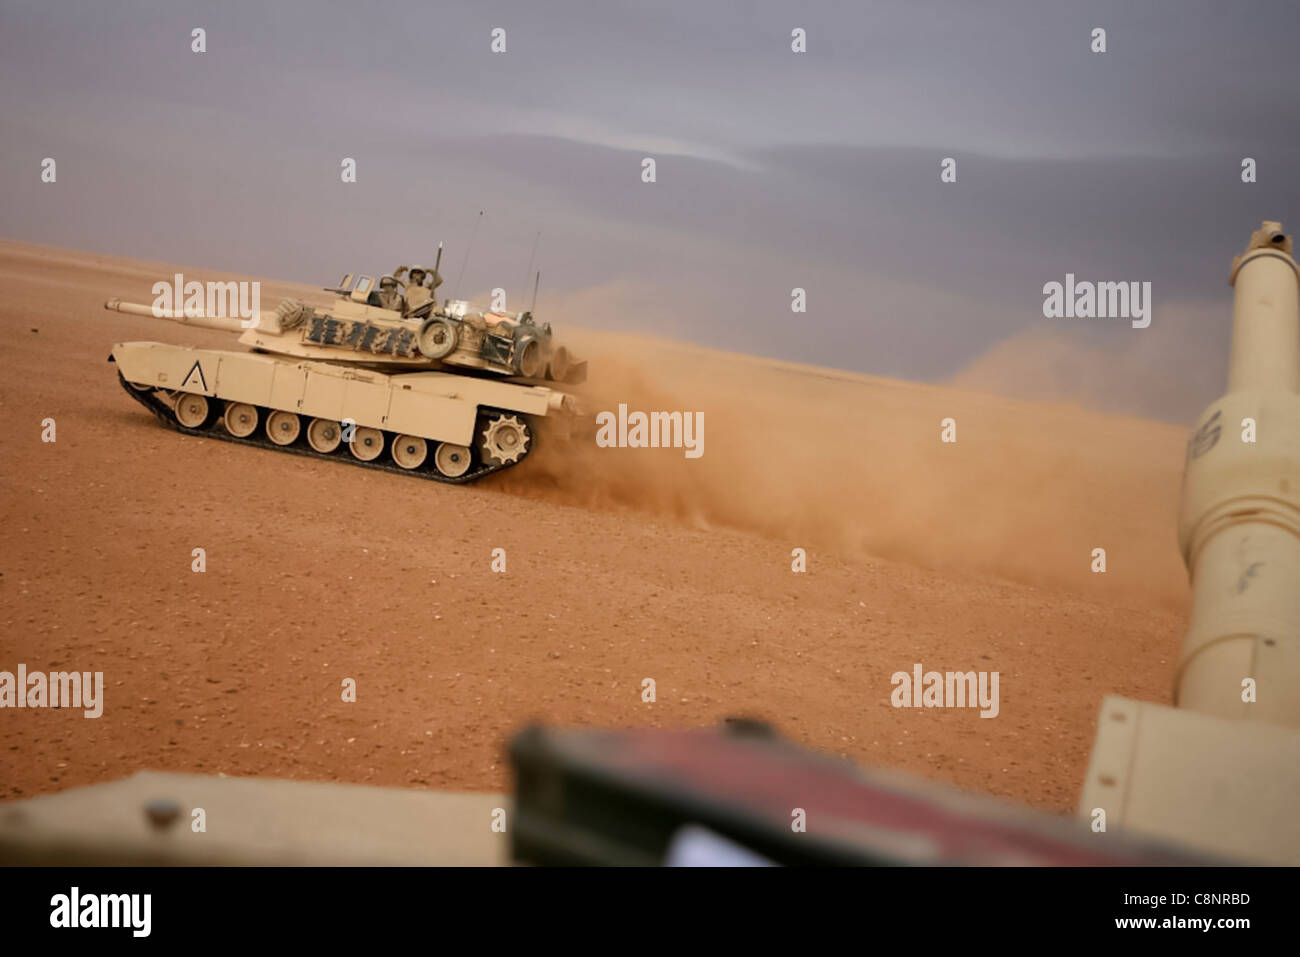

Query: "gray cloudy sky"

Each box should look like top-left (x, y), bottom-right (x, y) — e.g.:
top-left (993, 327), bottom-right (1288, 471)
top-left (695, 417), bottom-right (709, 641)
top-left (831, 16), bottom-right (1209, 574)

top-left (2, 0), bottom-right (1298, 421)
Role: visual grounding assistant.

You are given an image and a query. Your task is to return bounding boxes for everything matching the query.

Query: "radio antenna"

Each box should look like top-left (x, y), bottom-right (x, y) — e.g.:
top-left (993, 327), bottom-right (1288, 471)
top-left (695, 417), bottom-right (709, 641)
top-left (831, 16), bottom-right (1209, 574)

top-left (530, 270), bottom-right (541, 315)
top-left (522, 230), bottom-right (541, 311)
top-left (454, 211), bottom-right (483, 299)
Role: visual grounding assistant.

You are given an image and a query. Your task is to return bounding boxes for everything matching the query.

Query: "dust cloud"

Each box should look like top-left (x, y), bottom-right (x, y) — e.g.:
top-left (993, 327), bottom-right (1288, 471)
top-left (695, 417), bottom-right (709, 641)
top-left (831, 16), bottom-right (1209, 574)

top-left (492, 322), bottom-right (1192, 610)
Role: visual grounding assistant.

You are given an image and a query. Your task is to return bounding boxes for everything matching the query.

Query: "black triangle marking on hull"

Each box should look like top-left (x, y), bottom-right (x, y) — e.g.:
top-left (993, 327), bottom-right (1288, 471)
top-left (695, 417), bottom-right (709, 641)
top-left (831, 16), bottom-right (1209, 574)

top-left (182, 360), bottom-right (208, 391)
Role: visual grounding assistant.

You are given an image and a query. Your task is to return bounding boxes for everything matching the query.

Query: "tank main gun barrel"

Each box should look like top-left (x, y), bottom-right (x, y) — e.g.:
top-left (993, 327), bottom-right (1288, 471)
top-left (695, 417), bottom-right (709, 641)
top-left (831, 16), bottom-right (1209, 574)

top-left (104, 297), bottom-right (257, 333)
top-left (1176, 221), bottom-right (1300, 728)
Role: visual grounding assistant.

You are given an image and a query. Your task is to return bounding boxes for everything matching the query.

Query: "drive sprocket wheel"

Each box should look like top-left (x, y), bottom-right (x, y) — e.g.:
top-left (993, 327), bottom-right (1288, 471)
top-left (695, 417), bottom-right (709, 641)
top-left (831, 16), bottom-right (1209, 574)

top-left (479, 413), bottom-right (530, 465)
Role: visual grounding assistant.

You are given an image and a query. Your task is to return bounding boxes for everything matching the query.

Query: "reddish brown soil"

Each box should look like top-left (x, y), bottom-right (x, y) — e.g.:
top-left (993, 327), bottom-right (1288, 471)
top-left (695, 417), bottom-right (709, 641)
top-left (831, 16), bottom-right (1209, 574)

top-left (0, 240), bottom-right (1190, 813)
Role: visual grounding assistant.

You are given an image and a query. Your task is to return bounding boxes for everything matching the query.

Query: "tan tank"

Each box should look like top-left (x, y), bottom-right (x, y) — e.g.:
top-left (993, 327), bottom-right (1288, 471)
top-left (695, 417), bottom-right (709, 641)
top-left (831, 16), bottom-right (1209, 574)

top-left (103, 272), bottom-right (586, 483)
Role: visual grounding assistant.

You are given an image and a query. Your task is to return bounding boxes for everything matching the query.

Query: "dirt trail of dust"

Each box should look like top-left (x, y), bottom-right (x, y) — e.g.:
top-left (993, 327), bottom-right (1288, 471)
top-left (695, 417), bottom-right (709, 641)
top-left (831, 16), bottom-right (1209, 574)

top-left (497, 327), bottom-right (1191, 611)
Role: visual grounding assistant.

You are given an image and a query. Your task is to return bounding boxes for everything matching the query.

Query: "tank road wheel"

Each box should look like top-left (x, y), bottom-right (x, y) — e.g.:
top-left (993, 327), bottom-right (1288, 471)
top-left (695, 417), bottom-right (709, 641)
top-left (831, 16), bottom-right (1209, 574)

top-left (515, 338), bottom-right (543, 378)
top-left (349, 426), bottom-right (385, 461)
top-left (418, 317), bottom-right (459, 359)
top-left (265, 410), bottom-right (301, 446)
top-left (479, 413), bottom-right (531, 466)
top-left (307, 418), bottom-right (342, 454)
top-left (434, 442), bottom-right (473, 478)
top-left (391, 434), bottom-right (428, 470)
top-left (174, 392), bottom-right (211, 429)
top-left (223, 402), bottom-right (259, 438)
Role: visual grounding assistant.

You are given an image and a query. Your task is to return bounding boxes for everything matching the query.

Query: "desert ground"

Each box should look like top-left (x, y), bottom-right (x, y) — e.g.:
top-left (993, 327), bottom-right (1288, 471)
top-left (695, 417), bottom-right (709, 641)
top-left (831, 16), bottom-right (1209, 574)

top-left (0, 239), bottom-right (1193, 815)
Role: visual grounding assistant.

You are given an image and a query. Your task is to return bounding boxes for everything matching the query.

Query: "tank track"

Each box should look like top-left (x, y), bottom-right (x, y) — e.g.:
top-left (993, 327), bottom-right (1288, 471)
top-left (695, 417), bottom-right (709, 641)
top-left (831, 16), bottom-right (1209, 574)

top-left (116, 372), bottom-right (525, 485)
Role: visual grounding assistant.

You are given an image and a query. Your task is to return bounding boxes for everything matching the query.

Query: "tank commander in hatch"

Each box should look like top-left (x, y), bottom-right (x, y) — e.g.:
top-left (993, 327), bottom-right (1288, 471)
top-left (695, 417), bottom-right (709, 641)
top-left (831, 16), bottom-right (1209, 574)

top-left (376, 275), bottom-right (404, 312)
top-left (401, 266), bottom-right (443, 315)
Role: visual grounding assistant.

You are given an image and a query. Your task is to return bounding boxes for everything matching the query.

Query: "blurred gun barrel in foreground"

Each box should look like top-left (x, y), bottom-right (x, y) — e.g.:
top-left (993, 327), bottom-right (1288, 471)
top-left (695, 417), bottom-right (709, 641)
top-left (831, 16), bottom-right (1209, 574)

top-left (1080, 221), bottom-right (1300, 863)
top-left (1177, 222), bottom-right (1300, 726)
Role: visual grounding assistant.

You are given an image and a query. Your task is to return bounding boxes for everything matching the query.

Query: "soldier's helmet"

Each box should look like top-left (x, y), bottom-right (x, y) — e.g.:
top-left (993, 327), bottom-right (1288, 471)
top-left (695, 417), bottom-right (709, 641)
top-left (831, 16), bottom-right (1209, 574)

top-left (379, 276), bottom-right (398, 289)
top-left (408, 267), bottom-right (427, 285)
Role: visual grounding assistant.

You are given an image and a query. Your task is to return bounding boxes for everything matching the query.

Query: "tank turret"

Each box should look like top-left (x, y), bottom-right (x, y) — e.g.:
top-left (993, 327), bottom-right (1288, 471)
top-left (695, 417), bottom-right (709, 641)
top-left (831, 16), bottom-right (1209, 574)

top-left (104, 271), bottom-right (585, 385)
